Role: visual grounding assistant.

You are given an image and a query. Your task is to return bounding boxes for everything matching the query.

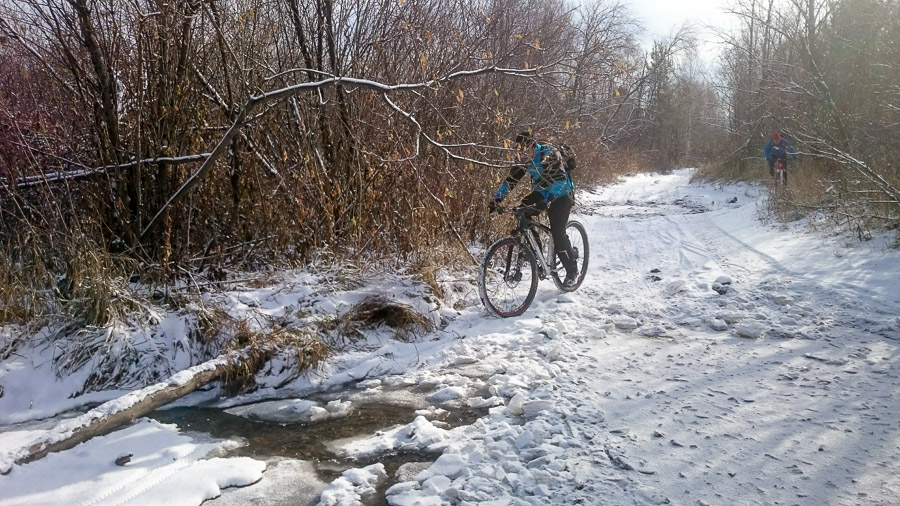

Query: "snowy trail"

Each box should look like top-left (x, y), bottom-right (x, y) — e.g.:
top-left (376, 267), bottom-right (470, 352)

top-left (384, 170), bottom-right (899, 505)
top-left (533, 171), bottom-right (900, 505)
top-left (2, 169), bottom-right (897, 506)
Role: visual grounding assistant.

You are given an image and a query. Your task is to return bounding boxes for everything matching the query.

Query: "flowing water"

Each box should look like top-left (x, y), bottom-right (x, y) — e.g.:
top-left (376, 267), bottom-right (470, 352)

top-left (149, 386), bottom-right (490, 505)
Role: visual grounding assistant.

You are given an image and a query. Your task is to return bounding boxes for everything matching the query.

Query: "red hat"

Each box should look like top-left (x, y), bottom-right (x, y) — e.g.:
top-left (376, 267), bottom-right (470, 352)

top-left (772, 131), bottom-right (781, 140)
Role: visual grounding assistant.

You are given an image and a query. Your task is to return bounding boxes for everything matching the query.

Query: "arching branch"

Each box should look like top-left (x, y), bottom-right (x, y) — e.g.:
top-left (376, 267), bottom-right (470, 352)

top-left (140, 65), bottom-right (546, 239)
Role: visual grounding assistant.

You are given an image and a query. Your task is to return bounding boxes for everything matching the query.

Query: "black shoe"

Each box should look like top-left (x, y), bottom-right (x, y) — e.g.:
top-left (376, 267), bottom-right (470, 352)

top-left (563, 273), bottom-right (578, 288)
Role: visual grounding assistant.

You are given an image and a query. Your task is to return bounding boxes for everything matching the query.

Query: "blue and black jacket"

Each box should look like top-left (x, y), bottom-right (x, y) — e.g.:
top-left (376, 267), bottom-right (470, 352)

top-left (494, 142), bottom-right (574, 203)
top-left (764, 138), bottom-right (797, 163)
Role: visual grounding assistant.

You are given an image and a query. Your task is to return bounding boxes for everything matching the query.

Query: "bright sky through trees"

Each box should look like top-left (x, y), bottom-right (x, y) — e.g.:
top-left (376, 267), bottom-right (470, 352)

top-left (628, 0), bottom-right (734, 51)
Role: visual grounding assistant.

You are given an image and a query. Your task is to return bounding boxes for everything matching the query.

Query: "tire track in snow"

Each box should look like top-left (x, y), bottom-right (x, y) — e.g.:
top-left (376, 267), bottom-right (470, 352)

top-left (688, 212), bottom-right (898, 335)
top-left (560, 175), bottom-right (900, 505)
top-left (686, 213), bottom-right (800, 280)
top-left (82, 443), bottom-right (210, 506)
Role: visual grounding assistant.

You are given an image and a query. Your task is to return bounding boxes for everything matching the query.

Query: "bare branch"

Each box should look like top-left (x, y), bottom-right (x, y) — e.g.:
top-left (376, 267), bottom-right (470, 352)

top-left (140, 65), bottom-right (546, 239)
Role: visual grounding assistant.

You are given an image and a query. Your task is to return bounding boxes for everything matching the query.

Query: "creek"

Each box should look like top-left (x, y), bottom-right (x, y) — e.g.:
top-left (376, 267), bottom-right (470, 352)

top-left (148, 385), bottom-right (490, 505)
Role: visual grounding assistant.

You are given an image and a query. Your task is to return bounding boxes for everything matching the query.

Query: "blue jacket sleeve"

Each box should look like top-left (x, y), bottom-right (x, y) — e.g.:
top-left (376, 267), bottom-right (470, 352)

top-left (763, 140), bottom-right (773, 162)
top-left (494, 165), bottom-right (526, 201)
top-left (785, 139), bottom-right (798, 159)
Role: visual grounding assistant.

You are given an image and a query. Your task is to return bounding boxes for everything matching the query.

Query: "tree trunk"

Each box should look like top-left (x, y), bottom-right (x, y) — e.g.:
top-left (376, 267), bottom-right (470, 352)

top-left (7, 357), bottom-right (230, 472)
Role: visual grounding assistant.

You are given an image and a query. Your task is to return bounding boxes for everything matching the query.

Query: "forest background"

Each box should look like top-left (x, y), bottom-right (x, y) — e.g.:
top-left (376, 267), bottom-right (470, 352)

top-left (0, 0), bottom-right (898, 382)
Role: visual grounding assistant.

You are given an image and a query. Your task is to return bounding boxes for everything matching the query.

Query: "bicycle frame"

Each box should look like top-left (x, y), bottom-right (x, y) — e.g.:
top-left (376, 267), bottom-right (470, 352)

top-left (775, 159), bottom-right (786, 186)
top-left (511, 212), bottom-right (554, 279)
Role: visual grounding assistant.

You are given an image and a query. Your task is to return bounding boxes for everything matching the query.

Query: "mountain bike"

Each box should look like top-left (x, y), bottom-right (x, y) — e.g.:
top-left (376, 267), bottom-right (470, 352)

top-left (774, 158), bottom-right (786, 189)
top-left (478, 204), bottom-right (589, 317)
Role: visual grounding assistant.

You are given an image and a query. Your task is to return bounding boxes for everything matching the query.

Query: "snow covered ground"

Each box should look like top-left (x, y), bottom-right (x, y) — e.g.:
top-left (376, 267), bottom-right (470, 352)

top-left (1, 168), bottom-right (898, 505)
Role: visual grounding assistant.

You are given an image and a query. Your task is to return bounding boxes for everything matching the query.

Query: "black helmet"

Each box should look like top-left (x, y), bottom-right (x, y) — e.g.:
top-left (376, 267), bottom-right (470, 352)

top-left (515, 130), bottom-right (534, 148)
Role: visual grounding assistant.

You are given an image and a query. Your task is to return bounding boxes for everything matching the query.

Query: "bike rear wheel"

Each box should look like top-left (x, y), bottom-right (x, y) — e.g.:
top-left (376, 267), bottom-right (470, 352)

top-left (551, 220), bottom-right (589, 292)
top-left (478, 237), bottom-right (539, 317)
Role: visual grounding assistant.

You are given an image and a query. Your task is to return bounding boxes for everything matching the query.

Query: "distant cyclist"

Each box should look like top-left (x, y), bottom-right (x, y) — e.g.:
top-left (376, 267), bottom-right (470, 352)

top-left (489, 130), bottom-right (578, 287)
top-left (764, 131), bottom-right (798, 183)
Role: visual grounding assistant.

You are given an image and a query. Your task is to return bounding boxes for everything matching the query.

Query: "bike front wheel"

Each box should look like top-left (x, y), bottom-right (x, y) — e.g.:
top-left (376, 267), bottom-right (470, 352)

top-left (478, 237), bottom-right (539, 317)
top-left (551, 220), bottom-right (589, 292)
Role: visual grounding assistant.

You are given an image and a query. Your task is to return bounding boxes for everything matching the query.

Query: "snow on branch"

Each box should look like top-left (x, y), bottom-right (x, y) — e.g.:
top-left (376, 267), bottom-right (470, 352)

top-left (814, 146), bottom-right (900, 204)
top-left (253, 65), bottom-right (542, 103)
top-left (5, 154), bottom-right (213, 189)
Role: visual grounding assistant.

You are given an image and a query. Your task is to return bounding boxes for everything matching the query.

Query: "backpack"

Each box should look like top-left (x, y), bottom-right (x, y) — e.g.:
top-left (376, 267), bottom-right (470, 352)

top-left (557, 143), bottom-right (576, 173)
top-left (542, 142), bottom-right (576, 176)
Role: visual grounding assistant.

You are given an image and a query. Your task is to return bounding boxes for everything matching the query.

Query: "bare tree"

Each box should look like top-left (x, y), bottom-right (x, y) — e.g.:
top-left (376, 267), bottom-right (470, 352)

top-left (3, 0), bottom-right (647, 276)
top-left (718, 0), bottom-right (899, 224)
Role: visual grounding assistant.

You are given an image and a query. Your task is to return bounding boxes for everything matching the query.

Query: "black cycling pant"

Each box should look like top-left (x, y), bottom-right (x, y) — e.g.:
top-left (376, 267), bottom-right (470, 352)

top-left (520, 192), bottom-right (576, 274)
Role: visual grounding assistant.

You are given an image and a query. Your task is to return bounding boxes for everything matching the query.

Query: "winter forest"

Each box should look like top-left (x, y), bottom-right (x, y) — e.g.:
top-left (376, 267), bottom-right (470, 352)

top-left (1, 0), bottom-right (899, 504)
top-left (2, 0), bottom-right (897, 286)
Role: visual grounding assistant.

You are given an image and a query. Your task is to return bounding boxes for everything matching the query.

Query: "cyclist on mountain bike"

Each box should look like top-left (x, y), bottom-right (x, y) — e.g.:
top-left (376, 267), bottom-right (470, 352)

top-left (489, 130), bottom-right (579, 287)
top-left (764, 131), bottom-right (798, 183)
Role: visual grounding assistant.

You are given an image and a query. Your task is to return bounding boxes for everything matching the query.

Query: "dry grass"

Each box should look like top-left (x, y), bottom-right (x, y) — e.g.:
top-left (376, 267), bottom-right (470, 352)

top-left (220, 324), bottom-right (330, 395)
top-left (0, 215), bottom-right (441, 396)
top-left (326, 295), bottom-right (434, 344)
top-left (186, 303), bottom-right (233, 348)
top-left (696, 158), bottom-right (899, 243)
top-left (0, 235), bottom-right (54, 325)
top-left (58, 248), bottom-right (147, 327)
top-left (768, 161), bottom-right (900, 241)
top-left (0, 225), bottom-right (151, 328)
top-left (584, 147), bottom-right (651, 184)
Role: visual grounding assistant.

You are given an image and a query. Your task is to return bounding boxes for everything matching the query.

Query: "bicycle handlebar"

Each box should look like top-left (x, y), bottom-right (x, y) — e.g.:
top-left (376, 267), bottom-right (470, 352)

top-left (492, 203), bottom-right (545, 217)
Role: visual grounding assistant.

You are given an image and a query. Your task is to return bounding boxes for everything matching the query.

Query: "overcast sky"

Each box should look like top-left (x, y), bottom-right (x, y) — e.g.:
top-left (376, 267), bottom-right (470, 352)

top-left (627, 0), bottom-right (735, 51)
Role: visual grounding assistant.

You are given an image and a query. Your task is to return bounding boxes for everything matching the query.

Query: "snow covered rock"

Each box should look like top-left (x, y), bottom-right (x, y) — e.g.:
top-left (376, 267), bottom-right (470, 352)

top-left (383, 375), bottom-right (417, 387)
top-left (317, 463), bottom-right (386, 506)
top-left (415, 453), bottom-right (469, 481)
top-left (394, 462), bottom-right (432, 482)
top-left (714, 275), bottom-right (734, 285)
top-left (507, 392), bottom-right (527, 416)
top-left (467, 396), bottom-right (503, 408)
top-left (357, 379), bottom-right (382, 390)
top-left (718, 312), bottom-right (745, 324)
top-left (307, 406), bottom-right (330, 422)
top-left (605, 303), bottom-right (627, 313)
top-left (537, 344), bottom-right (565, 362)
top-left (224, 398), bottom-right (353, 424)
top-left (522, 400), bottom-right (554, 417)
top-left (225, 399), bottom-right (350, 424)
top-left (638, 324), bottom-right (669, 337)
top-left (708, 318), bottom-right (729, 331)
top-left (426, 386), bottom-right (467, 404)
top-left (734, 321), bottom-right (765, 339)
top-left (779, 316), bottom-right (799, 326)
top-left (335, 416), bottom-right (449, 460)
top-left (665, 280), bottom-right (687, 294)
top-left (772, 294), bottom-right (795, 306)
top-left (613, 316), bottom-right (639, 330)
top-left (326, 400), bottom-right (352, 415)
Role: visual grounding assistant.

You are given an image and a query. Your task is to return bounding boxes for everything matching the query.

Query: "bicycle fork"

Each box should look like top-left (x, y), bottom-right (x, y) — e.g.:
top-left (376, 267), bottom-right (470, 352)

top-left (501, 241), bottom-right (523, 283)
